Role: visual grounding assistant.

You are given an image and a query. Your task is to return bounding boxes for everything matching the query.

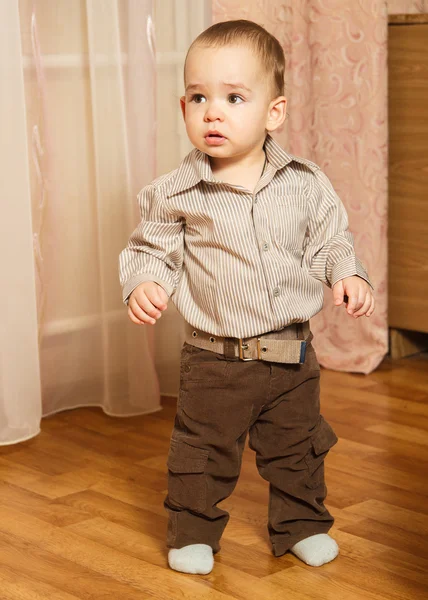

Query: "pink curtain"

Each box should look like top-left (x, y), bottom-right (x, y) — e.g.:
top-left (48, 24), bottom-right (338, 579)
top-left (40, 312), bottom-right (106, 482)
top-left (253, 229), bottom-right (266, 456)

top-left (213, 0), bottom-right (406, 374)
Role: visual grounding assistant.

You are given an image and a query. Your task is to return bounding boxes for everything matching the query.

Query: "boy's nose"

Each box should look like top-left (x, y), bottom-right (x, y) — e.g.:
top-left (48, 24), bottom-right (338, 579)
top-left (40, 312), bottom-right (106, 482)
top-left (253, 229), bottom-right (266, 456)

top-left (204, 104), bottom-right (224, 122)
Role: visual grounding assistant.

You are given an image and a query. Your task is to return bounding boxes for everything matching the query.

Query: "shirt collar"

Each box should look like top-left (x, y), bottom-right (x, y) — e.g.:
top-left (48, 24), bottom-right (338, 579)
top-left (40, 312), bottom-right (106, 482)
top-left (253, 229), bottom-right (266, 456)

top-left (166, 133), bottom-right (294, 198)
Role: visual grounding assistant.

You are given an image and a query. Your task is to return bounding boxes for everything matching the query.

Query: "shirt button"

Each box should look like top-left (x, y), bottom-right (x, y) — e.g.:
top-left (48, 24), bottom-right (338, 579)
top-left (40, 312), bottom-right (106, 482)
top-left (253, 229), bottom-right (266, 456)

top-left (254, 197), bottom-right (258, 204)
top-left (262, 242), bottom-right (269, 251)
top-left (273, 287), bottom-right (280, 297)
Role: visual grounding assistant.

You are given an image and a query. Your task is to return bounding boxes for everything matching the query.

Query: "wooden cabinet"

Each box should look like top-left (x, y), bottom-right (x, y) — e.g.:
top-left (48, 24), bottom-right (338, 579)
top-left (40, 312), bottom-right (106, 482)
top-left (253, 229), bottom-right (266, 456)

top-left (388, 15), bottom-right (428, 355)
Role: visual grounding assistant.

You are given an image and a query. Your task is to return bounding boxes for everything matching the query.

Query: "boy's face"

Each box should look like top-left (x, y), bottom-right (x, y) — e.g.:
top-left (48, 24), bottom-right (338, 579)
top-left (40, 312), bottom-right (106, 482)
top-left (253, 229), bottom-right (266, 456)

top-left (180, 44), bottom-right (286, 161)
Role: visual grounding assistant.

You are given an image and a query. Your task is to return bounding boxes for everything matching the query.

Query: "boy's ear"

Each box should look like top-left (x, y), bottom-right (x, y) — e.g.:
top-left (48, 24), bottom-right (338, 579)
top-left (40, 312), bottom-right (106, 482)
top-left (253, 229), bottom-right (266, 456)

top-left (180, 96), bottom-right (186, 120)
top-left (266, 96), bottom-right (287, 132)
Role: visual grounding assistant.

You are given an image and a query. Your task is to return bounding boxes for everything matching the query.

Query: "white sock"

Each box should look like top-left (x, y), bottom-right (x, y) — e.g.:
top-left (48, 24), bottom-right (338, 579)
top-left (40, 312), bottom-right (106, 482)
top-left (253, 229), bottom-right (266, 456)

top-left (290, 533), bottom-right (339, 567)
top-left (168, 544), bottom-right (214, 575)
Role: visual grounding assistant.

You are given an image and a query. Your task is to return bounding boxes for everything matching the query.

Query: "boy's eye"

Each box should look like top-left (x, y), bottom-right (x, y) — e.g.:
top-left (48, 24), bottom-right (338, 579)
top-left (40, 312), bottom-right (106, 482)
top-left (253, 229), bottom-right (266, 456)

top-left (228, 94), bottom-right (243, 104)
top-left (190, 94), bottom-right (206, 103)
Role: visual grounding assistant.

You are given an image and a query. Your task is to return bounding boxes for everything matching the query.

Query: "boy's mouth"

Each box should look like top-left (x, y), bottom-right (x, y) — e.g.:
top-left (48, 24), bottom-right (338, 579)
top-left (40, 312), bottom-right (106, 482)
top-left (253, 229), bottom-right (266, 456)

top-left (205, 131), bottom-right (226, 146)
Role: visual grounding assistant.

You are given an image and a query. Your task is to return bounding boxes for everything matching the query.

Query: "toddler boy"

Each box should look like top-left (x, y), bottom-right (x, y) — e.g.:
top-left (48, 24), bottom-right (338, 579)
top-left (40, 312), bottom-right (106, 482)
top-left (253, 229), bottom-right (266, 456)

top-left (119, 19), bottom-right (374, 575)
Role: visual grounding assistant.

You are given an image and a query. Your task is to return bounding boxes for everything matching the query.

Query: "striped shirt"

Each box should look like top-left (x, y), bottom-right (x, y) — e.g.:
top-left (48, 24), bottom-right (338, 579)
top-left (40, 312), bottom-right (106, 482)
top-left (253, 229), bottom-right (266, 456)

top-left (119, 134), bottom-right (372, 339)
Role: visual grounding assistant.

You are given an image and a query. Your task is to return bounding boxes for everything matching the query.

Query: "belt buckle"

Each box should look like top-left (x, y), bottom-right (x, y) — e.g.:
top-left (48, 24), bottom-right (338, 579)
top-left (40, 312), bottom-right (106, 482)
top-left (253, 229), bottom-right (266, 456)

top-left (238, 338), bottom-right (254, 361)
top-left (256, 338), bottom-right (262, 360)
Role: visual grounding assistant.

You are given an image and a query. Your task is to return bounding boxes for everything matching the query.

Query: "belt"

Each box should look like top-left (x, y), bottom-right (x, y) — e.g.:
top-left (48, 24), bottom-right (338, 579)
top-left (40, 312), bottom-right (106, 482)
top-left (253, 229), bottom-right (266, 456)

top-left (184, 321), bottom-right (312, 364)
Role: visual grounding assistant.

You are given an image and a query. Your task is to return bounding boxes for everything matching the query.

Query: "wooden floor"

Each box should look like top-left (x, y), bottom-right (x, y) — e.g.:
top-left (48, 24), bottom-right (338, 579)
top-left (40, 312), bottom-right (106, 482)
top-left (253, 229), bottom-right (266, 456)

top-left (0, 354), bottom-right (428, 599)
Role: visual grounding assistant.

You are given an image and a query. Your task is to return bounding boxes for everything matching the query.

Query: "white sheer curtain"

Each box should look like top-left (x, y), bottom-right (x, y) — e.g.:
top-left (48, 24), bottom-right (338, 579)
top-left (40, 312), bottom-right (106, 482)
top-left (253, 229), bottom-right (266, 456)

top-left (1, 0), bottom-right (42, 444)
top-left (0, 0), bottom-right (161, 445)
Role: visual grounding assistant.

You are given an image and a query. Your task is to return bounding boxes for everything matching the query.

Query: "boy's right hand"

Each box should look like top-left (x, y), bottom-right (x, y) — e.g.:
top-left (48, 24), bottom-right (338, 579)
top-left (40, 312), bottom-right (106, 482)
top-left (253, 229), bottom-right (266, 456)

top-left (128, 281), bottom-right (169, 325)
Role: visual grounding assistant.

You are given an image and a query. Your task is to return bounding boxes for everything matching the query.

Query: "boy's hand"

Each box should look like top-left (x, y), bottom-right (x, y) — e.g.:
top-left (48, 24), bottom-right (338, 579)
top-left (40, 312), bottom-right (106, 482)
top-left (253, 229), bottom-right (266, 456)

top-left (128, 281), bottom-right (169, 325)
top-left (332, 276), bottom-right (375, 318)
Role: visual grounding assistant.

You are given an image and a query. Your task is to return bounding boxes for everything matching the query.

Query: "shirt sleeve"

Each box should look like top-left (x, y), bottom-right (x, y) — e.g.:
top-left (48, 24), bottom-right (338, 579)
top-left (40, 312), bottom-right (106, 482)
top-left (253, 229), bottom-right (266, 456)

top-left (119, 184), bottom-right (185, 305)
top-left (302, 168), bottom-right (373, 290)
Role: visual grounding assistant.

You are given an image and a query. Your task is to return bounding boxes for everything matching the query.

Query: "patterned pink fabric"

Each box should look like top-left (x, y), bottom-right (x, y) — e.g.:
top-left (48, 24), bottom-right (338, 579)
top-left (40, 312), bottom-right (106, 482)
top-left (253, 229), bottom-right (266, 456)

top-left (212, 0), bottom-right (407, 373)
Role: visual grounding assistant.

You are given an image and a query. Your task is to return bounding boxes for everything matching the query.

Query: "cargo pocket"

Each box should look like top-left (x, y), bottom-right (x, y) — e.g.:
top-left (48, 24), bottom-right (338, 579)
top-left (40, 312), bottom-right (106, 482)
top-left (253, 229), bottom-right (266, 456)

top-left (304, 416), bottom-right (338, 490)
top-left (167, 438), bottom-right (210, 513)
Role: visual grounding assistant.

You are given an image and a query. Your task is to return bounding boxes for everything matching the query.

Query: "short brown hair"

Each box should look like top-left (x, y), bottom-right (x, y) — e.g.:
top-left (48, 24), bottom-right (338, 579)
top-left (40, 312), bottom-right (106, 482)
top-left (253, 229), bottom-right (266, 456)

top-left (184, 20), bottom-right (285, 99)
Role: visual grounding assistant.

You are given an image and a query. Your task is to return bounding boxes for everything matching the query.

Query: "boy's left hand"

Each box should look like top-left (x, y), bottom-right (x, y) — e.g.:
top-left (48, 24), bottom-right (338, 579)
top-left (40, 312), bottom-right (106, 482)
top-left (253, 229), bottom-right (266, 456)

top-left (332, 276), bottom-right (375, 318)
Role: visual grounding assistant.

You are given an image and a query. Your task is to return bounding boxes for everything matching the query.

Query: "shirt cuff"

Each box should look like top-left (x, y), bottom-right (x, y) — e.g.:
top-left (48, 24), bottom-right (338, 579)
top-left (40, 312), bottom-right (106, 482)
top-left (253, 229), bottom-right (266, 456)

top-left (330, 255), bottom-right (374, 290)
top-left (122, 273), bottom-right (174, 305)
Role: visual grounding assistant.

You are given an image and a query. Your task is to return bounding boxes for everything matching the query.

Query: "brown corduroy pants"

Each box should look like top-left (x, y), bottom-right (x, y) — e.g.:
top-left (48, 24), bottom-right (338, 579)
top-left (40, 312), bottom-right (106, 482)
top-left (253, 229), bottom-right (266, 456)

top-left (163, 323), bottom-right (338, 557)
